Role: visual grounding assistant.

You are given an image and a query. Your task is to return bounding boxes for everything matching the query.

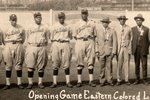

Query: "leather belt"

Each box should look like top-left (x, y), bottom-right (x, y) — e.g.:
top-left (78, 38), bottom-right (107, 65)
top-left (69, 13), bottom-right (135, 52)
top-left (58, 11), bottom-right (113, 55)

top-left (76, 37), bottom-right (94, 41)
top-left (51, 40), bottom-right (69, 43)
top-left (29, 43), bottom-right (46, 47)
top-left (5, 41), bottom-right (22, 44)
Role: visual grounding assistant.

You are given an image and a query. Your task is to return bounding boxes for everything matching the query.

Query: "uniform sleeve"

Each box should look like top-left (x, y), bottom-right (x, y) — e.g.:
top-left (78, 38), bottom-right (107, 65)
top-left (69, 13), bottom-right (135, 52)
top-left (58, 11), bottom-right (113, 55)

top-left (148, 28), bottom-right (150, 45)
top-left (95, 24), bottom-right (99, 53)
top-left (112, 30), bottom-right (118, 55)
top-left (68, 25), bottom-right (73, 40)
top-left (72, 23), bottom-right (78, 39)
top-left (23, 27), bottom-right (31, 46)
top-left (21, 28), bottom-right (26, 44)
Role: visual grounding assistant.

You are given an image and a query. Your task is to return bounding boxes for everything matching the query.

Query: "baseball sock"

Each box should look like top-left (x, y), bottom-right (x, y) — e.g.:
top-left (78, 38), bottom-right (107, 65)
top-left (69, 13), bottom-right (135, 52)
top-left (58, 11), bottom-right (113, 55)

top-left (88, 69), bottom-right (94, 82)
top-left (28, 71), bottom-right (34, 85)
top-left (6, 70), bottom-right (11, 86)
top-left (17, 70), bottom-right (22, 85)
top-left (38, 72), bottom-right (44, 85)
top-left (53, 69), bottom-right (58, 84)
top-left (65, 68), bottom-right (70, 84)
top-left (77, 69), bottom-right (82, 83)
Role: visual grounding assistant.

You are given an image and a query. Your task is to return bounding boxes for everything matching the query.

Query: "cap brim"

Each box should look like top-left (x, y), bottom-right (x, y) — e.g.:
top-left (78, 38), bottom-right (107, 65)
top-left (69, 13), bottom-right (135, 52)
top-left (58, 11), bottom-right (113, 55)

top-left (117, 17), bottom-right (128, 20)
top-left (100, 20), bottom-right (111, 23)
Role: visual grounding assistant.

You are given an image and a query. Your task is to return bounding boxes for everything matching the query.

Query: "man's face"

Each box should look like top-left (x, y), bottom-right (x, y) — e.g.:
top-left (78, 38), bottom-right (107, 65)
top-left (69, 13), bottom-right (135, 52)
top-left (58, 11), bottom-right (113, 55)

top-left (136, 18), bottom-right (143, 26)
top-left (102, 22), bottom-right (109, 28)
top-left (34, 16), bottom-right (42, 25)
top-left (119, 18), bottom-right (126, 25)
top-left (59, 17), bottom-right (65, 24)
top-left (10, 19), bottom-right (17, 27)
top-left (81, 13), bottom-right (88, 21)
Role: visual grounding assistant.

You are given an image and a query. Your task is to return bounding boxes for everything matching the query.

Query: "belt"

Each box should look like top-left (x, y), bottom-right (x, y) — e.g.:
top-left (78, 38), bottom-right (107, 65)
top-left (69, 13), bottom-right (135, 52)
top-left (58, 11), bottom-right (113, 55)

top-left (5, 41), bottom-right (22, 44)
top-left (51, 40), bottom-right (69, 43)
top-left (76, 37), bottom-right (94, 41)
top-left (29, 43), bottom-right (46, 47)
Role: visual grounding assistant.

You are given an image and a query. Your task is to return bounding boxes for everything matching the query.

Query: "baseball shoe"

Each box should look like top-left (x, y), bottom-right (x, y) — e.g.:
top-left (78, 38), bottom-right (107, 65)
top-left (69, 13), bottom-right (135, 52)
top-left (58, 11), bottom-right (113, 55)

top-left (76, 83), bottom-right (82, 87)
top-left (89, 81), bottom-right (96, 87)
top-left (3, 85), bottom-right (10, 90)
top-left (116, 81), bottom-right (121, 86)
top-left (38, 83), bottom-right (45, 89)
top-left (27, 84), bottom-right (33, 89)
top-left (133, 80), bottom-right (140, 85)
top-left (66, 83), bottom-right (73, 88)
top-left (18, 84), bottom-right (24, 89)
top-left (50, 83), bottom-right (57, 88)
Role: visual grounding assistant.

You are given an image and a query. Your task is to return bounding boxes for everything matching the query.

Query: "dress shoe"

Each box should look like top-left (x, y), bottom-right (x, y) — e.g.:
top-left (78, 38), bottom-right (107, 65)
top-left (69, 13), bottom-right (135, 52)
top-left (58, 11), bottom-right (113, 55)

top-left (116, 81), bottom-right (121, 86)
top-left (133, 80), bottom-right (140, 85)
top-left (125, 81), bottom-right (131, 85)
top-left (143, 81), bottom-right (149, 85)
top-left (100, 83), bottom-right (105, 87)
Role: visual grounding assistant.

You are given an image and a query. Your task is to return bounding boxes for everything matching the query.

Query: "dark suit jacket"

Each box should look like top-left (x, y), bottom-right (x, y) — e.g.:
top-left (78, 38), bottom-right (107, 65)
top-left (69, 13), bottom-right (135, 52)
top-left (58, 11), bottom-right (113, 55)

top-left (131, 25), bottom-right (150, 55)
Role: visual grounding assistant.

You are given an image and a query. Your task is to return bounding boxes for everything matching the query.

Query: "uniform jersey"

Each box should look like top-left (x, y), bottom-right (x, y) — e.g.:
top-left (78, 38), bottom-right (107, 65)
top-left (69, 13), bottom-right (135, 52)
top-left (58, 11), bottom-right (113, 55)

top-left (50, 22), bottom-right (72, 68)
top-left (27, 24), bottom-right (49, 45)
top-left (4, 24), bottom-right (25, 43)
top-left (51, 22), bottom-right (72, 41)
top-left (73, 19), bottom-right (96, 39)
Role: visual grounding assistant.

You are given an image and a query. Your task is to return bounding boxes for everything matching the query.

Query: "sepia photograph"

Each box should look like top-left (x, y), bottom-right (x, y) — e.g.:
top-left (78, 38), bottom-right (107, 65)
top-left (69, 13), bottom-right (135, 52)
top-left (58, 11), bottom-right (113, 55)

top-left (0, 0), bottom-right (150, 100)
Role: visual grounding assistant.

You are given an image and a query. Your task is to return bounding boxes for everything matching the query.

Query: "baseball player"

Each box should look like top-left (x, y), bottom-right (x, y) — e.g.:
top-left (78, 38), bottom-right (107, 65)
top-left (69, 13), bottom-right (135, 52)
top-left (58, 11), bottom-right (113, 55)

top-left (73, 9), bottom-right (96, 87)
top-left (25, 12), bottom-right (49, 89)
top-left (3, 14), bottom-right (25, 90)
top-left (50, 12), bottom-right (73, 88)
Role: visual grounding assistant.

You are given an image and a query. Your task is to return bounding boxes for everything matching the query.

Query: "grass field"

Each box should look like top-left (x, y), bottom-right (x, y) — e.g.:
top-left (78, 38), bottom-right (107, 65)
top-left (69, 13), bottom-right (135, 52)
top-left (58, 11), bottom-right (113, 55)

top-left (0, 56), bottom-right (150, 100)
top-left (0, 11), bottom-right (150, 100)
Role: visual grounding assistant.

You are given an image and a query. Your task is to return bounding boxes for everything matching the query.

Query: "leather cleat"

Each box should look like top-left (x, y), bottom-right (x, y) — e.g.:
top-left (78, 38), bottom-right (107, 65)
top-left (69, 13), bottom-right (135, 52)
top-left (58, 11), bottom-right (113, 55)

top-left (50, 83), bottom-right (57, 88)
top-left (76, 83), bottom-right (82, 87)
top-left (38, 83), bottom-right (45, 89)
top-left (18, 84), bottom-right (24, 89)
top-left (66, 83), bottom-right (73, 88)
top-left (3, 85), bottom-right (10, 90)
top-left (89, 81), bottom-right (96, 87)
top-left (27, 84), bottom-right (33, 89)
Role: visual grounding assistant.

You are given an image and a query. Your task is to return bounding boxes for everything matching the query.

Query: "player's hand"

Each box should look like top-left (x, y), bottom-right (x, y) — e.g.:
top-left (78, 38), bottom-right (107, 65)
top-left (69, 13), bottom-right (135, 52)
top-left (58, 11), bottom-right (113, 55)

top-left (95, 51), bottom-right (100, 57)
top-left (111, 53), bottom-right (115, 59)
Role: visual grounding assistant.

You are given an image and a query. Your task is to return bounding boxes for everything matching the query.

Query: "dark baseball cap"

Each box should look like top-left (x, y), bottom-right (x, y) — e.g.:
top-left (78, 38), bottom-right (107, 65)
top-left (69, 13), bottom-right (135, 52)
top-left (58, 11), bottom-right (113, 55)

top-left (34, 12), bottom-right (41, 18)
top-left (58, 12), bottom-right (65, 18)
top-left (9, 14), bottom-right (17, 21)
top-left (81, 9), bottom-right (88, 14)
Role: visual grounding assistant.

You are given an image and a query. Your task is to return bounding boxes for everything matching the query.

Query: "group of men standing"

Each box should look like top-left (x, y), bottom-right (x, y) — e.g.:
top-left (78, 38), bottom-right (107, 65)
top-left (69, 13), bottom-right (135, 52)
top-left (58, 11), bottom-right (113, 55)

top-left (0, 9), bottom-right (149, 90)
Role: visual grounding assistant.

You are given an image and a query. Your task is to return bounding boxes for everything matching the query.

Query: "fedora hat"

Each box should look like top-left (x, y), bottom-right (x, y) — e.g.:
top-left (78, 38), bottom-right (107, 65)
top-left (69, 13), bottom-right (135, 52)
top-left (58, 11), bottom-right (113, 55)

top-left (100, 17), bottom-right (111, 23)
top-left (134, 14), bottom-right (145, 21)
top-left (117, 14), bottom-right (128, 20)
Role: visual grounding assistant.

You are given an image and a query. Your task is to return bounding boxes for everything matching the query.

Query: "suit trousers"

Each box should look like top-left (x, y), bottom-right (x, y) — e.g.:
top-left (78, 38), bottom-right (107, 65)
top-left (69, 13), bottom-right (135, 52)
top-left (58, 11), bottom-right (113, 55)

top-left (117, 46), bottom-right (130, 82)
top-left (134, 46), bottom-right (147, 81)
top-left (99, 55), bottom-right (113, 84)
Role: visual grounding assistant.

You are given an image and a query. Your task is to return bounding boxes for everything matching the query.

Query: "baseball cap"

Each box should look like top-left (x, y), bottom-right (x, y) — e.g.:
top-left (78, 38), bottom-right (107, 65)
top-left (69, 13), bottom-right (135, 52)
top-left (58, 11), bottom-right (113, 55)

top-left (9, 14), bottom-right (17, 21)
top-left (34, 12), bottom-right (42, 18)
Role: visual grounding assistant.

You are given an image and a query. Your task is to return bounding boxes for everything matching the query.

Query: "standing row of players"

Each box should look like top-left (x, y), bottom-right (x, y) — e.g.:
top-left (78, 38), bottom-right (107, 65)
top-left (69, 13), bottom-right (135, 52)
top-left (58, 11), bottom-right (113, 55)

top-left (0, 9), bottom-right (149, 90)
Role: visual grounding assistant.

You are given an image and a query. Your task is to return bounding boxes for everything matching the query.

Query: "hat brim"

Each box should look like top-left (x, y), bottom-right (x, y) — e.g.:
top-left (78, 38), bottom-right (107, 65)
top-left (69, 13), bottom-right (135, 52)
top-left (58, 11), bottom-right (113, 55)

top-left (134, 17), bottom-right (145, 21)
top-left (117, 17), bottom-right (128, 20)
top-left (100, 20), bottom-right (111, 23)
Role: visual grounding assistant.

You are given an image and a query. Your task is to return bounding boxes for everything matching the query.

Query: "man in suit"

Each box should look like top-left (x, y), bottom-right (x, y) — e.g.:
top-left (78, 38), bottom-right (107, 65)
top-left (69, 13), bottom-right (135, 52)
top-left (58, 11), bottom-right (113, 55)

top-left (116, 15), bottom-right (132, 86)
top-left (132, 14), bottom-right (150, 85)
top-left (96, 17), bottom-right (117, 86)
